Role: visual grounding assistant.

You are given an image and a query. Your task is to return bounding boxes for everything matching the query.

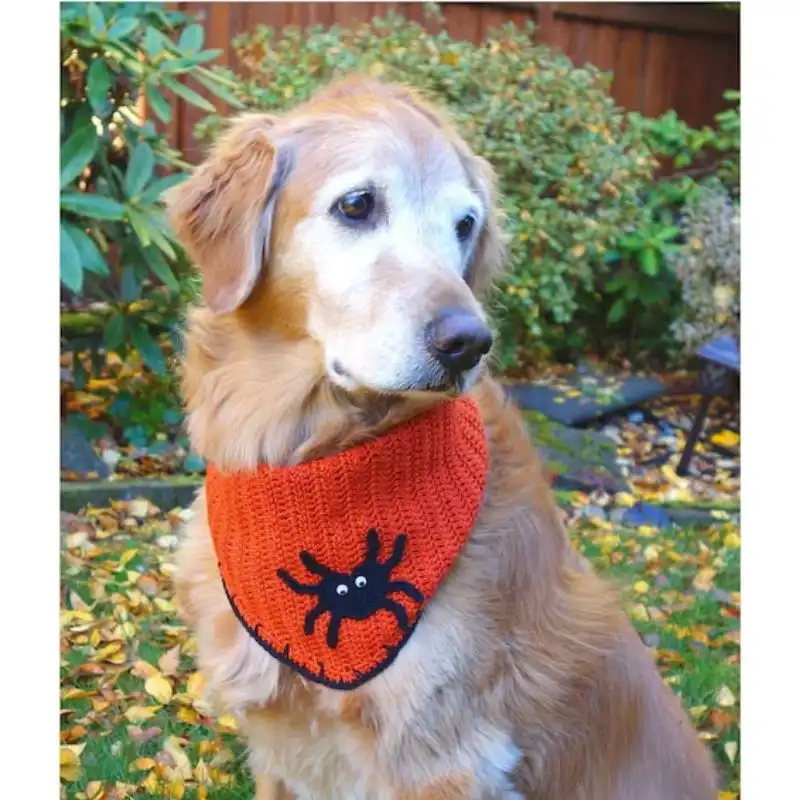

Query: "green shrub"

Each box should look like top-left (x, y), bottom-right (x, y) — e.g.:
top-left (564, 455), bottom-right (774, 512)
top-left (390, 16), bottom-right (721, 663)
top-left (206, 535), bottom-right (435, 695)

top-left (194, 9), bottom-right (663, 369)
top-left (667, 180), bottom-right (740, 355)
top-left (59, 1), bottom-right (239, 376)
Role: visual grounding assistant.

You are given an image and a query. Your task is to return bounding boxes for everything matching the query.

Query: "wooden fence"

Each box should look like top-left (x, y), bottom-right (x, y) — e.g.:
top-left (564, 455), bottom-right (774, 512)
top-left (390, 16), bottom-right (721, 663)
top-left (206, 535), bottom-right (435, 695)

top-left (171, 2), bottom-right (740, 163)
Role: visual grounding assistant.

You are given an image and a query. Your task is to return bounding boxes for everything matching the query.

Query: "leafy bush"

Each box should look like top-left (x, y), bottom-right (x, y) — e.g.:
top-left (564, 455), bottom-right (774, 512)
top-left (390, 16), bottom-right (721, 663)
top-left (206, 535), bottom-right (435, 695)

top-left (600, 92), bottom-right (741, 358)
top-left (628, 90), bottom-right (740, 193)
top-left (194, 9), bottom-right (663, 368)
top-left (59, 1), bottom-right (239, 376)
top-left (667, 180), bottom-right (740, 355)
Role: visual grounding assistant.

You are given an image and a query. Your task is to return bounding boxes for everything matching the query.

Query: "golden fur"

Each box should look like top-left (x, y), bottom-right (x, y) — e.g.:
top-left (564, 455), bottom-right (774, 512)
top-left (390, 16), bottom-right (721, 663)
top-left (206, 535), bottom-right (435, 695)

top-left (166, 77), bottom-right (717, 798)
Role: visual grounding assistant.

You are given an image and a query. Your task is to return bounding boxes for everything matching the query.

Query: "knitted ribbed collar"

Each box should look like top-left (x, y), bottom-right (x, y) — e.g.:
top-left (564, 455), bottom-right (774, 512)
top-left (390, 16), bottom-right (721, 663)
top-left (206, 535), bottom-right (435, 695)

top-left (205, 396), bottom-right (488, 690)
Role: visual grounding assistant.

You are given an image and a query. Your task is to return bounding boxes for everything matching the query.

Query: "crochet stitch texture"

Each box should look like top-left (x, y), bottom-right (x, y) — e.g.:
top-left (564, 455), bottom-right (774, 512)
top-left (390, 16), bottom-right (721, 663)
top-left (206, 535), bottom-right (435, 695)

top-left (205, 396), bottom-right (489, 689)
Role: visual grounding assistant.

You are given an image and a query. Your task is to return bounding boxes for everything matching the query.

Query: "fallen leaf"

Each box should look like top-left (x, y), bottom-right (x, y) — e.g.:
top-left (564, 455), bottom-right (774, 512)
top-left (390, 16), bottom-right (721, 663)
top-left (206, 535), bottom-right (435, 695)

top-left (131, 659), bottom-right (159, 680)
top-left (127, 725), bottom-right (162, 744)
top-left (119, 548), bottom-right (139, 567)
top-left (186, 671), bottom-right (205, 700)
top-left (693, 568), bottom-right (717, 592)
top-left (129, 498), bottom-right (153, 519)
top-left (60, 744), bottom-right (85, 782)
top-left (724, 740), bottom-right (738, 763)
top-left (177, 707), bottom-right (200, 724)
top-left (612, 492), bottom-right (636, 508)
top-left (716, 685), bottom-right (736, 707)
top-left (124, 705), bottom-right (158, 723)
top-left (159, 645), bottom-right (182, 676)
top-left (711, 430), bottom-right (739, 448)
top-left (723, 532), bottom-right (741, 549)
top-left (216, 714), bottom-right (238, 734)
top-left (164, 735), bottom-right (192, 780)
top-left (145, 672), bottom-right (173, 705)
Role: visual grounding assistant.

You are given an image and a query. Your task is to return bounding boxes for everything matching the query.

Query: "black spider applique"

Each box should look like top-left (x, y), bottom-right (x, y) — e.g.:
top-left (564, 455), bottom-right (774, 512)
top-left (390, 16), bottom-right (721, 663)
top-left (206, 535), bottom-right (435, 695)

top-left (277, 528), bottom-right (425, 649)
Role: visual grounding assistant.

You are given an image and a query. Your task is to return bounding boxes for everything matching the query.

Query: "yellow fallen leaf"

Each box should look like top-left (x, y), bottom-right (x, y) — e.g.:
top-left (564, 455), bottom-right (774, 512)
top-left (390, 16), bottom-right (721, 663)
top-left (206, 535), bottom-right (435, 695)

top-left (629, 603), bottom-right (649, 622)
top-left (177, 707), bottom-right (201, 724)
top-left (93, 641), bottom-right (123, 662)
top-left (133, 757), bottom-right (156, 771)
top-left (124, 705), bottom-right (158, 723)
top-left (724, 741), bottom-right (738, 763)
top-left (643, 545), bottom-right (661, 562)
top-left (693, 568), bottom-right (717, 592)
top-left (636, 525), bottom-right (658, 538)
top-left (613, 492), bottom-right (636, 508)
top-left (61, 609), bottom-right (94, 626)
top-left (216, 714), bottom-right (238, 734)
top-left (723, 532), bottom-right (741, 549)
top-left (164, 735), bottom-right (192, 780)
top-left (145, 673), bottom-right (173, 705)
top-left (660, 464), bottom-right (689, 488)
top-left (85, 781), bottom-right (105, 800)
top-left (63, 688), bottom-right (94, 700)
top-left (716, 686), bottom-right (736, 707)
top-left (166, 781), bottom-right (186, 799)
top-left (633, 580), bottom-right (649, 594)
top-left (186, 671), bottom-right (205, 700)
top-left (60, 745), bottom-right (85, 783)
top-left (119, 548), bottom-right (139, 567)
top-left (711, 430), bottom-right (739, 448)
top-left (142, 772), bottom-right (159, 794)
top-left (689, 705), bottom-right (708, 721)
top-left (664, 487), bottom-right (695, 504)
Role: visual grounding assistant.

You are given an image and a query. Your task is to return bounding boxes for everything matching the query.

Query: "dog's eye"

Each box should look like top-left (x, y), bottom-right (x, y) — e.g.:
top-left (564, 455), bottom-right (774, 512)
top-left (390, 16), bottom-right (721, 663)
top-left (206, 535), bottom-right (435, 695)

top-left (455, 214), bottom-right (476, 242)
top-left (354, 576), bottom-right (367, 588)
top-left (334, 190), bottom-right (375, 223)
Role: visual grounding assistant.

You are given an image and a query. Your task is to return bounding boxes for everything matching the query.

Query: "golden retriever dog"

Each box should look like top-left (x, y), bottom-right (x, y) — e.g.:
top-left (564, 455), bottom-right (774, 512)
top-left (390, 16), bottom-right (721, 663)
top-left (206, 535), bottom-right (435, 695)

top-left (166, 77), bottom-right (717, 799)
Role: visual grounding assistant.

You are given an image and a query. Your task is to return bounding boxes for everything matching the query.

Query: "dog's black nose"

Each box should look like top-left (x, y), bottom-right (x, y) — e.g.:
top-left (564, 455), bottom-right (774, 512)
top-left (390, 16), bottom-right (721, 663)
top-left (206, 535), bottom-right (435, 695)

top-left (425, 308), bottom-right (493, 373)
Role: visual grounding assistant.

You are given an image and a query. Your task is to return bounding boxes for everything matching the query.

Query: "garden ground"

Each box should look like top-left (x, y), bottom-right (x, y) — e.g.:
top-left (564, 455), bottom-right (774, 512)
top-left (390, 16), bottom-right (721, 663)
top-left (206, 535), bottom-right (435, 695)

top-left (60, 496), bottom-right (740, 800)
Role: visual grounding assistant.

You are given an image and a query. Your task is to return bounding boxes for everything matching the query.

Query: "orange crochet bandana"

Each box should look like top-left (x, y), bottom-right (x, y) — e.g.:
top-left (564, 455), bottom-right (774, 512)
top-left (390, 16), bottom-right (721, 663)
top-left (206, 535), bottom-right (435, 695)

top-left (205, 397), bottom-right (488, 690)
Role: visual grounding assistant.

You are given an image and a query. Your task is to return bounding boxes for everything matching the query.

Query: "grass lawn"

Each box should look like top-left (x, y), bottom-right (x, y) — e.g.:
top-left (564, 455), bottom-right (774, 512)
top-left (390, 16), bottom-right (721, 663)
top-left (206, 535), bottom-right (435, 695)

top-left (60, 500), bottom-right (740, 799)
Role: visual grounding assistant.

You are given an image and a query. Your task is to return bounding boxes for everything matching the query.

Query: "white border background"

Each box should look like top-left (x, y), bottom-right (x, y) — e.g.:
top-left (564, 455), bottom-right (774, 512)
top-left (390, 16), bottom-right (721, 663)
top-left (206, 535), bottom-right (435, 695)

top-left (0, 0), bottom-right (794, 795)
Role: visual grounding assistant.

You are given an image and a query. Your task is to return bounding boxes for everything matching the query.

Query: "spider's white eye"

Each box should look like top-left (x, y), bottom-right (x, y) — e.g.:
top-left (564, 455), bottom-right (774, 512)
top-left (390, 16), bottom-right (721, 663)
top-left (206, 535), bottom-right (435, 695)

top-left (336, 584), bottom-right (348, 595)
top-left (354, 576), bottom-right (367, 588)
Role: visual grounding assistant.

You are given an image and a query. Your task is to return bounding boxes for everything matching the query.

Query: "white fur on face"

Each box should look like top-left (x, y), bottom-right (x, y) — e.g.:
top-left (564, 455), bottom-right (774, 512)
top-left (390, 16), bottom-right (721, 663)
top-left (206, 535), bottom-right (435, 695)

top-left (289, 130), bottom-right (490, 394)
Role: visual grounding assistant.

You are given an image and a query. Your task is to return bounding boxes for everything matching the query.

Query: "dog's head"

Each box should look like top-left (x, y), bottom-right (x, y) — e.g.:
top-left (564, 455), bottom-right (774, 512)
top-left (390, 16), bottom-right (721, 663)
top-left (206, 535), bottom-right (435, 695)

top-left (167, 77), bottom-right (505, 395)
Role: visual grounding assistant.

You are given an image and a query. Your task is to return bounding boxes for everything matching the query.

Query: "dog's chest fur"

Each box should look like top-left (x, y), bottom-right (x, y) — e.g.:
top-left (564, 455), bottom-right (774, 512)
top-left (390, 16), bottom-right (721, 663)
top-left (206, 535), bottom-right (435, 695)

top-left (181, 490), bottom-right (523, 798)
top-left (242, 613), bottom-right (524, 799)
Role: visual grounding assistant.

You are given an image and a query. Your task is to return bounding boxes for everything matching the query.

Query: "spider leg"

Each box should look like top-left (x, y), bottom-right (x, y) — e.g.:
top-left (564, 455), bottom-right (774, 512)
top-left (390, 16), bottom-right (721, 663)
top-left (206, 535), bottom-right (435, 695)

top-left (382, 598), bottom-right (411, 632)
top-left (277, 569), bottom-right (320, 595)
top-left (364, 528), bottom-right (381, 564)
top-left (326, 614), bottom-right (342, 649)
top-left (303, 604), bottom-right (326, 636)
top-left (299, 551), bottom-right (331, 577)
top-left (384, 534), bottom-right (408, 570)
top-left (387, 580), bottom-right (424, 604)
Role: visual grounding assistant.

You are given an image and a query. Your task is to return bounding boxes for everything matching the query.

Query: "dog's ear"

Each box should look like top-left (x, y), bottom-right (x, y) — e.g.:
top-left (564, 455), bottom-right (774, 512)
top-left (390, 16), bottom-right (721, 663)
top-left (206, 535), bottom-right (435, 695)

top-left (165, 114), bottom-right (291, 314)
